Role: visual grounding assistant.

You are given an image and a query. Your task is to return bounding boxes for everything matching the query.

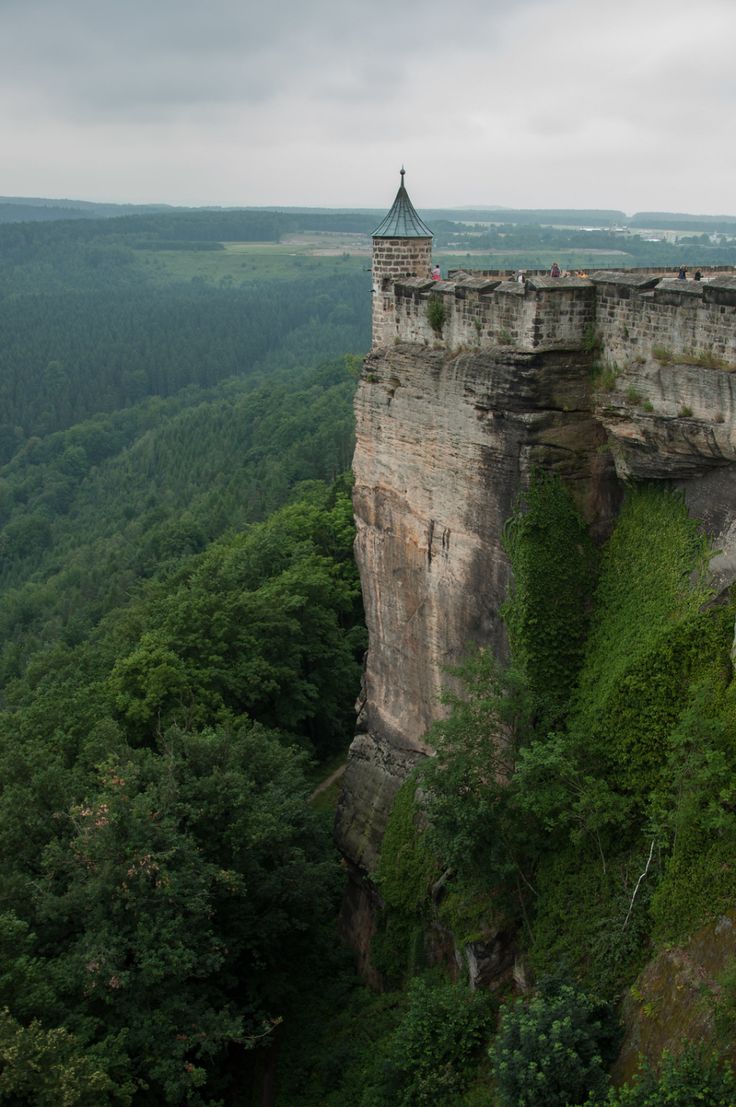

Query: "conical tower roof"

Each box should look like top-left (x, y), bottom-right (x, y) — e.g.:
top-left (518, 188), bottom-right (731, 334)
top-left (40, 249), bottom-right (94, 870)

top-left (372, 169), bottom-right (433, 238)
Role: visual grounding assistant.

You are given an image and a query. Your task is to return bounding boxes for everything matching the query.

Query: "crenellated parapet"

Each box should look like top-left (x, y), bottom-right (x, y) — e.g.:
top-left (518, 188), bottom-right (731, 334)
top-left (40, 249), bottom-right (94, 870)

top-left (377, 268), bottom-right (736, 369)
top-left (389, 274), bottom-right (595, 350)
top-left (593, 271), bottom-right (736, 368)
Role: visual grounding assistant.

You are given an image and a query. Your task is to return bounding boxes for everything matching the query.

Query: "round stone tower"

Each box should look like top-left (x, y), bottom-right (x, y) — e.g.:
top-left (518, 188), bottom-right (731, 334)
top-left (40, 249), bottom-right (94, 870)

top-left (371, 169), bottom-right (433, 348)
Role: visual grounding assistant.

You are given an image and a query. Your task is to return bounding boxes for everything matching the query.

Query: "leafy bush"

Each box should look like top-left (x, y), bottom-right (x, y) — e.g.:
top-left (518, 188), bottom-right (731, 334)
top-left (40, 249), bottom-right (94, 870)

top-left (491, 984), bottom-right (618, 1106)
top-left (381, 976), bottom-right (496, 1107)
top-left (592, 362), bottom-right (619, 390)
top-left (0, 1009), bottom-right (135, 1106)
top-left (528, 842), bottom-right (656, 996)
top-left (582, 326), bottom-right (603, 356)
top-left (421, 649), bottom-right (532, 889)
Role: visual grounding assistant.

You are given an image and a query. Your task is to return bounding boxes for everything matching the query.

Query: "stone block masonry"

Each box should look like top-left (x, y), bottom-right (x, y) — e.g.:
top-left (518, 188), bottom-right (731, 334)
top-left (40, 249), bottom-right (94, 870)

top-left (593, 272), bottom-right (736, 368)
top-left (371, 236), bottom-right (432, 348)
top-left (375, 267), bottom-right (736, 368)
top-left (389, 274), bottom-right (596, 352)
top-left (389, 274), bottom-right (593, 352)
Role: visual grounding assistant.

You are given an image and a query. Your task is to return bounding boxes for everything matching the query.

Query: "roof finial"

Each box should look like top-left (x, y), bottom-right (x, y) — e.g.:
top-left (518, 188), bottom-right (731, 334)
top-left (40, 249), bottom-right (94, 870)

top-left (400, 166), bottom-right (405, 182)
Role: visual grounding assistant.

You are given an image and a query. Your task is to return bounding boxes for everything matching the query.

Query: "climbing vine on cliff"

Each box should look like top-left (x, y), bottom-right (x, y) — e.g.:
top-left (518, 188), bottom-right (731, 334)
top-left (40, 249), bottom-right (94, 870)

top-left (502, 472), bottom-right (598, 734)
top-left (371, 775), bottom-right (438, 985)
top-left (415, 480), bottom-right (736, 996)
top-left (526, 484), bottom-right (736, 986)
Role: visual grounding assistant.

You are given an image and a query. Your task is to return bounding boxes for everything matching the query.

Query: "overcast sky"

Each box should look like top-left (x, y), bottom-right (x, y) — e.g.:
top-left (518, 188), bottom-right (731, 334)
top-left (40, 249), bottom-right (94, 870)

top-left (2, 0), bottom-right (735, 214)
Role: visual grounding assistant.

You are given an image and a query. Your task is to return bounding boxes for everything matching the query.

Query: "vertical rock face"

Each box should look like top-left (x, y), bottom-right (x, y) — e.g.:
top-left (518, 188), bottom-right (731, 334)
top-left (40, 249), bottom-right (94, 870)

top-left (334, 341), bottom-right (618, 874)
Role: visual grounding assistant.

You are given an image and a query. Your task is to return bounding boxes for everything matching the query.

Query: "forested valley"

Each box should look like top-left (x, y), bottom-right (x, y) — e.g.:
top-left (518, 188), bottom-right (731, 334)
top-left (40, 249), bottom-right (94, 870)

top-left (0, 208), bottom-right (371, 1104)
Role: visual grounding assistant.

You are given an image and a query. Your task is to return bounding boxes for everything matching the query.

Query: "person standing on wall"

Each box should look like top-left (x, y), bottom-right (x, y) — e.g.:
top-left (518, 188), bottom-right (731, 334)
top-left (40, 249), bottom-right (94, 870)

top-left (431, 264), bottom-right (441, 280)
top-left (550, 261), bottom-right (561, 278)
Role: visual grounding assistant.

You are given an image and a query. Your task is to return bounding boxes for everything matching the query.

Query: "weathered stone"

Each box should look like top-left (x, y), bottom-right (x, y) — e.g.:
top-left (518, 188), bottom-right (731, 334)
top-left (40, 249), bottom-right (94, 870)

top-left (595, 359), bottom-right (736, 480)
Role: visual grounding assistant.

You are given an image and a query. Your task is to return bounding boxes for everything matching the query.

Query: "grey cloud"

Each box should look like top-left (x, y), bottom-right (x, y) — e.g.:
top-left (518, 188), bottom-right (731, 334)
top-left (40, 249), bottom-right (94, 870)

top-left (1, 0), bottom-right (736, 210)
top-left (0, 0), bottom-right (528, 120)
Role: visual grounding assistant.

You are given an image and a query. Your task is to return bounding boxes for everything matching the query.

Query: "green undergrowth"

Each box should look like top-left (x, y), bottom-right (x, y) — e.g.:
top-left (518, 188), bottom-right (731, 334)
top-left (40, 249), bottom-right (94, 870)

top-left (437, 877), bottom-right (502, 947)
top-left (275, 965), bottom-right (496, 1107)
top-left (527, 484), bottom-right (736, 989)
top-left (529, 841), bottom-right (658, 996)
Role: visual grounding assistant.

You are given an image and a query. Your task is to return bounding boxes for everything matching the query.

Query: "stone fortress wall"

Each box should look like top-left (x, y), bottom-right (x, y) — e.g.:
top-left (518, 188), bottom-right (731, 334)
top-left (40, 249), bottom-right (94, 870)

top-left (383, 266), bottom-right (736, 366)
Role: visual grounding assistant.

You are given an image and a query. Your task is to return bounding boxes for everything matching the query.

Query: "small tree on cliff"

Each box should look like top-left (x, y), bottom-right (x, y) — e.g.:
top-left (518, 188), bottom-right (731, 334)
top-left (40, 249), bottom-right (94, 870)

top-left (421, 649), bottom-right (534, 894)
top-left (426, 296), bottom-right (446, 335)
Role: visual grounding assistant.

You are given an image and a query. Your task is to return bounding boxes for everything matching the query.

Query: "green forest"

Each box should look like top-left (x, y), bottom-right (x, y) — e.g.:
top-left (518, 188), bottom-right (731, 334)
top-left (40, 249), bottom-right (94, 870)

top-left (0, 207), bottom-right (371, 1104)
top-left (2, 203), bottom-right (736, 1105)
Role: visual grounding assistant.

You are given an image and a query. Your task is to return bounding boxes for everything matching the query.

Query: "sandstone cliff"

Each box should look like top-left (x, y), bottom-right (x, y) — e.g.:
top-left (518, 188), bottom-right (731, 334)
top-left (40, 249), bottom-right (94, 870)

top-left (336, 273), bottom-right (736, 890)
top-left (336, 275), bottom-right (736, 960)
top-left (334, 337), bottom-right (619, 875)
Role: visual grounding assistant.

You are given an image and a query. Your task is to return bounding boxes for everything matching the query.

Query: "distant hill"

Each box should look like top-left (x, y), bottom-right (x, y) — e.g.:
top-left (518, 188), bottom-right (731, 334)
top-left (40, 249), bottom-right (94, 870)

top-left (629, 211), bottom-right (736, 232)
top-left (0, 196), bottom-right (178, 222)
top-left (4, 194), bottom-right (736, 237)
top-left (421, 208), bottom-right (628, 225)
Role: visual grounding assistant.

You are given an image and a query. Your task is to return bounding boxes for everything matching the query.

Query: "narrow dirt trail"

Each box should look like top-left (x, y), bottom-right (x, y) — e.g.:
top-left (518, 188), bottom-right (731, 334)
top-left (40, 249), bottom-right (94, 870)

top-left (309, 763), bottom-right (346, 801)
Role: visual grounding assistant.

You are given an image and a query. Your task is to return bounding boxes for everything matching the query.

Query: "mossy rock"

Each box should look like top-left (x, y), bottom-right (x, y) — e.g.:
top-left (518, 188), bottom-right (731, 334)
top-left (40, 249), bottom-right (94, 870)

top-left (612, 912), bottom-right (736, 1085)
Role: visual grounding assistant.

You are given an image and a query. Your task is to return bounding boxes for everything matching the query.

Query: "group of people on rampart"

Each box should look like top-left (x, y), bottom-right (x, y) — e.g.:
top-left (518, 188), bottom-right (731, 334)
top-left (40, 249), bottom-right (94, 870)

top-left (428, 261), bottom-right (717, 286)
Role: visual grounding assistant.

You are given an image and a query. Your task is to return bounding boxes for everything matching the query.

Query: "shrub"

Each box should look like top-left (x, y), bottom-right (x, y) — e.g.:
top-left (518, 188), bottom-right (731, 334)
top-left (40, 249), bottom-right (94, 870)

top-left (426, 296), bottom-right (446, 335)
top-left (583, 326), bottom-right (603, 356)
top-left (382, 976), bottom-right (496, 1107)
top-left (491, 984), bottom-right (617, 1106)
top-left (421, 649), bottom-right (532, 888)
top-left (592, 363), bottom-right (619, 391)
